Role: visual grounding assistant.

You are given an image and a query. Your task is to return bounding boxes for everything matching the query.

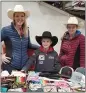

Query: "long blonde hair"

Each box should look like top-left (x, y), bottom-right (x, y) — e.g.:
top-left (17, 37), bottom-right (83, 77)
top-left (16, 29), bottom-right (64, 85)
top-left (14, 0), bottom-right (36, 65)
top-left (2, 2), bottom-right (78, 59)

top-left (13, 13), bottom-right (28, 37)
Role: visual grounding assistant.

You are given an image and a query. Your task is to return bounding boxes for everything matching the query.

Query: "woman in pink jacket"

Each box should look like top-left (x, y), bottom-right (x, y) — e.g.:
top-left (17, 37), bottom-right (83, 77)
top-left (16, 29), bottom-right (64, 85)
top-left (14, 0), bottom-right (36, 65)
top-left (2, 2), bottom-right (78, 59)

top-left (59, 17), bottom-right (85, 70)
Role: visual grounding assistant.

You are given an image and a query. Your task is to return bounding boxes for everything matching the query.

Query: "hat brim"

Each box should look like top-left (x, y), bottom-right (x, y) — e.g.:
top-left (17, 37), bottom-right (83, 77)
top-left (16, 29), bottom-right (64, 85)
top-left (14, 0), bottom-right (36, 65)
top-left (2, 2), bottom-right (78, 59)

top-left (7, 9), bottom-right (30, 19)
top-left (64, 23), bottom-right (84, 29)
top-left (35, 36), bottom-right (58, 46)
top-left (68, 79), bottom-right (78, 83)
top-left (67, 79), bottom-right (81, 88)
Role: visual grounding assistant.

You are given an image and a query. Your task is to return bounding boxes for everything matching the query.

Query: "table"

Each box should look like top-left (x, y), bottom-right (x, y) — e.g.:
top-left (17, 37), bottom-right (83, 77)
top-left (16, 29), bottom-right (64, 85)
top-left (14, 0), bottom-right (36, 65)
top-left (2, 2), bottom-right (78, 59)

top-left (1, 71), bottom-right (85, 92)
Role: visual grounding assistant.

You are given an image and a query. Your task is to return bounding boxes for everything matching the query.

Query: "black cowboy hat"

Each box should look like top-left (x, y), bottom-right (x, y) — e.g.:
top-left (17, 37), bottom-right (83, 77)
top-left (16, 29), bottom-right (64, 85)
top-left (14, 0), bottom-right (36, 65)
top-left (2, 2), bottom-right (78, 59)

top-left (35, 31), bottom-right (58, 46)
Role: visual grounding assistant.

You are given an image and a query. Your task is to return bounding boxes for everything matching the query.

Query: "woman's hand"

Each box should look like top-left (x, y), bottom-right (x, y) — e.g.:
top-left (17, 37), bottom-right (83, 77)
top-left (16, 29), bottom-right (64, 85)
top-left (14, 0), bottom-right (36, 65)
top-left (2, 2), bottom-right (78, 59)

top-left (60, 55), bottom-right (68, 66)
top-left (2, 54), bottom-right (11, 64)
top-left (60, 55), bottom-right (67, 61)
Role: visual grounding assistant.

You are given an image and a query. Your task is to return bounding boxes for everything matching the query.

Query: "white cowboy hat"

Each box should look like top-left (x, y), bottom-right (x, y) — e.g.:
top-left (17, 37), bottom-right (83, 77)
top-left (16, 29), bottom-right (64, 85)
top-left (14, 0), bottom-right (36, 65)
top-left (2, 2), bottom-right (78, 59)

top-left (7, 5), bottom-right (30, 19)
top-left (67, 17), bottom-right (78, 25)
top-left (65, 17), bottom-right (84, 28)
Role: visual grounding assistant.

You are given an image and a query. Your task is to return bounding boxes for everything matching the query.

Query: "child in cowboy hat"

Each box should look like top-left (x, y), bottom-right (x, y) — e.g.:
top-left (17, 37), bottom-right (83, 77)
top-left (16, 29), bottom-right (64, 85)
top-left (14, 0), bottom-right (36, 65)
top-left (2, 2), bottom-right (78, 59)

top-left (59, 17), bottom-right (85, 70)
top-left (22, 31), bottom-right (61, 73)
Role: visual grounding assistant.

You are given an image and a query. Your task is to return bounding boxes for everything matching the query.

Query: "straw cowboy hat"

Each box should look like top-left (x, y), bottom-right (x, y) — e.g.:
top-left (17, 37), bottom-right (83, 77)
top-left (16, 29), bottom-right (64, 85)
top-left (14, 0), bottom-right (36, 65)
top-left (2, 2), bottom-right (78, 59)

top-left (7, 5), bottom-right (30, 19)
top-left (65, 17), bottom-right (84, 28)
top-left (35, 31), bottom-right (58, 46)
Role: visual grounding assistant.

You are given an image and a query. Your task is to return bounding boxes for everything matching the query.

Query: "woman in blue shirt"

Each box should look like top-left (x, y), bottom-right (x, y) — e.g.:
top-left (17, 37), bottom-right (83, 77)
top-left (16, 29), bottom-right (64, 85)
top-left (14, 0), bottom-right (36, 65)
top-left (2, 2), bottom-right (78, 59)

top-left (1, 5), bottom-right (39, 74)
